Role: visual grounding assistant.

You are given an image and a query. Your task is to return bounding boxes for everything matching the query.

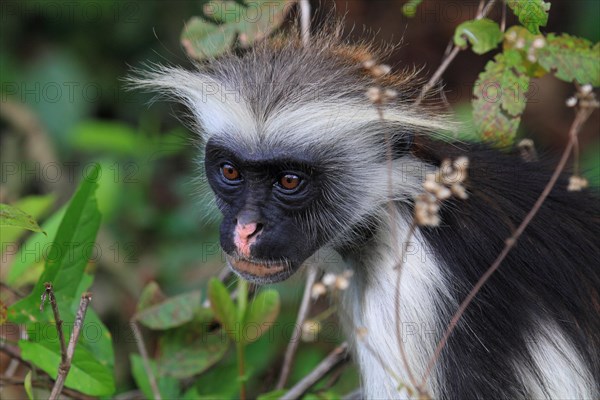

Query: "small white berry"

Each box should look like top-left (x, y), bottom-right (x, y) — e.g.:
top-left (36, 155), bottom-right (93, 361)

top-left (322, 273), bottom-right (337, 287)
top-left (566, 97), bottom-right (578, 107)
top-left (311, 282), bottom-right (327, 299)
top-left (581, 84), bottom-right (593, 95)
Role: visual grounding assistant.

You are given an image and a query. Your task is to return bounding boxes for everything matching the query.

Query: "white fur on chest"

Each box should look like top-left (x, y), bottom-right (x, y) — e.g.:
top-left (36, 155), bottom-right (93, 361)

top-left (335, 218), bottom-right (453, 399)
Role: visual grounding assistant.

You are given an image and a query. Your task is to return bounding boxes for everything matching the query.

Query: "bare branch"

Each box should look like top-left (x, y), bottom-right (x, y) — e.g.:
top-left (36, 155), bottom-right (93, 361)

top-left (130, 320), bottom-right (162, 400)
top-left (393, 222), bottom-right (426, 395)
top-left (49, 292), bottom-right (92, 400)
top-left (420, 90), bottom-right (599, 387)
top-left (280, 342), bottom-right (350, 400)
top-left (276, 266), bottom-right (318, 389)
top-left (41, 283), bottom-right (67, 365)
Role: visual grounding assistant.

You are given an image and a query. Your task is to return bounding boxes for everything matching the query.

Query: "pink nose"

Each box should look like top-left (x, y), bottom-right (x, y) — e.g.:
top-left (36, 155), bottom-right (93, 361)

top-left (234, 222), bottom-right (262, 257)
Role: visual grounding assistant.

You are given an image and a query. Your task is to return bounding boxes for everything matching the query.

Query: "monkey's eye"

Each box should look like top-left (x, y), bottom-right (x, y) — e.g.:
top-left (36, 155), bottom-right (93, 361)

top-left (220, 163), bottom-right (241, 181)
top-left (278, 174), bottom-right (302, 191)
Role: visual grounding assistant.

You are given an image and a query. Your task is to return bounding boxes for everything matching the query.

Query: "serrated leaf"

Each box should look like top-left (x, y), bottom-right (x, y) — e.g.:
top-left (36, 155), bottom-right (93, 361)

top-left (130, 354), bottom-right (180, 400)
top-left (537, 33), bottom-right (600, 86)
top-left (0, 204), bottom-right (44, 233)
top-left (402, 0), bottom-right (423, 17)
top-left (503, 26), bottom-right (549, 78)
top-left (20, 339), bottom-right (115, 396)
top-left (472, 50), bottom-right (530, 145)
top-left (135, 290), bottom-right (203, 330)
top-left (242, 289), bottom-right (280, 344)
top-left (157, 322), bottom-right (229, 379)
top-left (454, 19), bottom-right (503, 55)
top-left (507, 0), bottom-right (551, 34)
top-left (208, 277), bottom-right (237, 342)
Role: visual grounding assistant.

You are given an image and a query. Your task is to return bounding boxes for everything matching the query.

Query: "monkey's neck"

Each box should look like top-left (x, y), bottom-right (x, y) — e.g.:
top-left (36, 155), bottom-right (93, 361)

top-left (335, 214), bottom-right (454, 398)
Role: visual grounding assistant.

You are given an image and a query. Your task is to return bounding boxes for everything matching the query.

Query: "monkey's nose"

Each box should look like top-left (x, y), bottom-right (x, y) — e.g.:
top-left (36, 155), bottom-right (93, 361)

top-left (236, 222), bottom-right (262, 240)
top-left (234, 221), bottom-right (263, 257)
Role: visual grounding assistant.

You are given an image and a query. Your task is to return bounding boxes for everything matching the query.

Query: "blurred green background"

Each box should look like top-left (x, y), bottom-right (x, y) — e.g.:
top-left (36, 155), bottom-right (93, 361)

top-left (1, 0), bottom-right (598, 398)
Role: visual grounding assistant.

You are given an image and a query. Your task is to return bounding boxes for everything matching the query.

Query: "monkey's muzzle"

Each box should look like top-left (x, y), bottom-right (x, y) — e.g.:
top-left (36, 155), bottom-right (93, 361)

top-left (226, 254), bottom-right (287, 279)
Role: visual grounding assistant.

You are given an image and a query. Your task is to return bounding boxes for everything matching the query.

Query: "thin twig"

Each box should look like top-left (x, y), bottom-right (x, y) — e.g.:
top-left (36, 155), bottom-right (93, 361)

top-left (0, 281), bottom-right (25, 298)
top-left (299, 0), bottom-right (311, 46)
top-left (49, 292), bottom-right (92, 400)
top-left (276, 266), bottom-right (318, 389)
top-left (280, 342), bottom-right (350, 400)
top-left (130, 320), bottom-right (162, 400)
top-left (0, 340), bottom-right (29, 367)
top-left (41, 283), bottom-right (67, 365)
top-left (413, 0), bottom-right (498, 106)
top-left (419, 94), bottom-right (599, 387)
top-left (392, 221), bottom-right (425, 395)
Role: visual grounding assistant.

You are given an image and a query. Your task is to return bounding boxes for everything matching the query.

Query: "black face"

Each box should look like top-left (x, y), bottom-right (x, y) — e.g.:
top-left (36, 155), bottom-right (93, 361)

top-left (204, 138), bottom-right (327, 283)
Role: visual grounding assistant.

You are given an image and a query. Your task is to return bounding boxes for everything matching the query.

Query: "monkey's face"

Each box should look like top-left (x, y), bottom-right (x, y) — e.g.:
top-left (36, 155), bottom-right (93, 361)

top-left (204, 137), bottom-right (337, 284)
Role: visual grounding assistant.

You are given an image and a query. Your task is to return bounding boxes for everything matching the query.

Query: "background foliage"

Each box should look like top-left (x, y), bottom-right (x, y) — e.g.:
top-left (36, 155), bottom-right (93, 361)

top-left (1, 1), bottom-right (598, 399)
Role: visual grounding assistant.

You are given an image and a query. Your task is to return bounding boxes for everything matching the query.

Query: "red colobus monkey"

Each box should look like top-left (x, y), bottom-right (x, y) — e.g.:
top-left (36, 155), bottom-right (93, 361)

top-left (130, 28), bottom-right (600, 399)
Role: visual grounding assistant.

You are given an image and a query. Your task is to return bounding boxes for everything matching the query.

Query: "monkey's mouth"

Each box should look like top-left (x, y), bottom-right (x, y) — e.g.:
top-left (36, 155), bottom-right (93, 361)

top-left (226, 254), bottom-right (289, 281)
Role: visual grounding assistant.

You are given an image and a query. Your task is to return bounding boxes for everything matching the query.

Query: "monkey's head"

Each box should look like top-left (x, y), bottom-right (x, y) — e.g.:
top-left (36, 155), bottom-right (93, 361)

top-left (130, 32), bottom-right (448, 283)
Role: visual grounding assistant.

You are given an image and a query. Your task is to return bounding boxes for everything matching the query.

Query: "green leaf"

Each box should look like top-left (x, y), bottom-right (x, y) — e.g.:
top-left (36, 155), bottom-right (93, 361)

top-left (454, 19), bottom-right (503, 55)
top-left (537, 33), bottom-right (600, 86)
top-left (8, 164), bottom-right (102, 323)
top-left (401, 0), bottom-right (423, 17)
top-left (136, 281), bottom-right (167, 311)
top-left (472, 50), bottom-right (530, 145)
top-left (24, 371), bottom-right (34, 400)
top-left (208, 277), bottom-right (237, 342)
top-left (581, 141), bottom-right (600, 188)
top-left (70, 120), bottom-right (141, 155)
top-left (130, 354), bottom-right (180, 400)
top-left (258, 389), bottom-right (288, 400)
top-left (135, 290), bottom-right (203, 330)
top-left (182, 363), bottom-right (240, 399)
top-left (0, 194), bottom-right (55, 252)
top-left (6, 205), bottom-right (66, 287)
top-left (182, 1), bottom-right (292, 60)
top-left (181, 16), bottom-right (238, 59)
top-left (0, 204), bottom-right (44, 233)
top-left (242, 289), bottom-right (280, 344)
top-left (507, 0), bottom-right (551, 34)
top-left (157, 322), bottom-right (229, 379)
top-left (20, 339), bottom-right (115, 396)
